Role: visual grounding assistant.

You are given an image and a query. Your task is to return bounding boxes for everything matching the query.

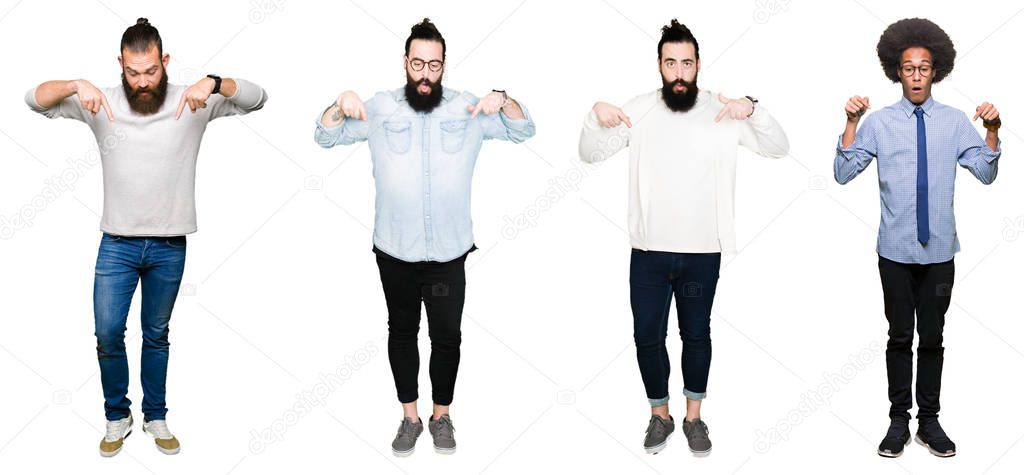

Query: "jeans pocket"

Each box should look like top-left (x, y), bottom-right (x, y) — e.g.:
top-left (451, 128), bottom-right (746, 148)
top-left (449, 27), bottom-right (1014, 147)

top-left (164, 237), bottom-right (186, 249)
top-left (383, 120), bottom-right (412, 154)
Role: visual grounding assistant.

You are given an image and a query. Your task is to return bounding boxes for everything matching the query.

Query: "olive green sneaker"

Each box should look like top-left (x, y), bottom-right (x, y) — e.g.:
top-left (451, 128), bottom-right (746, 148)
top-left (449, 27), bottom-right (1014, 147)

top-left (142, 419), bottom-right (180, 455)
top-left (99, 415), bottom-right (133, 457)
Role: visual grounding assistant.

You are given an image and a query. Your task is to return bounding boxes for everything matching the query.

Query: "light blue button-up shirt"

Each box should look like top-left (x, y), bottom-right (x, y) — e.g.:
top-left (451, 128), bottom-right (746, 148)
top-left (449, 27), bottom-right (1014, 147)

top-left (315, 87), bottom-right (536, 262)
top-left (835, 96), bottom-right (1001, 264)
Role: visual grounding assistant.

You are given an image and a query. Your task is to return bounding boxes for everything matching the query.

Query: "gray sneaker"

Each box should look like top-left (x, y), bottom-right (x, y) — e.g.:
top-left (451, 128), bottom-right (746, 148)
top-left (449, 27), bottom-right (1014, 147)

top-left (391, 417), bottom-right (423, 457)
top-left (682, 418), bottom-right (712, 456)
top-left (643, 415), bottom-right (674, 454)
top-left (428, 414), bottom-right (457, 454)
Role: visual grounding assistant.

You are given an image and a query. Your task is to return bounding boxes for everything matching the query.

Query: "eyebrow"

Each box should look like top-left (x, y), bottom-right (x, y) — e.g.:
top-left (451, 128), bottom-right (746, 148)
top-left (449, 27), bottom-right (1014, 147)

top-left (410, 57), bottom-right (442, 62)
top-left (901, 59), bottom-right (933, 64)
top-left (126, 65), bottom-right (159, 74)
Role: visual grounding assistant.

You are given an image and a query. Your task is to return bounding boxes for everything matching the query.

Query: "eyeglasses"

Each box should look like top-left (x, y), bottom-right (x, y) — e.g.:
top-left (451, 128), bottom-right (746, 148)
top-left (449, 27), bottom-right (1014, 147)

top-left (900, 64), bottom-right (933, 78)
top-left (407, 57), bottom-right (444, 72)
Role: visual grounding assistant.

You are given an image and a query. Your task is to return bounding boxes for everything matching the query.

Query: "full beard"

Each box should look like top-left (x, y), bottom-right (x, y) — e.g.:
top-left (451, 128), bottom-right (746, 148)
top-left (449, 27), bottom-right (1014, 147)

top-left (404, 72), bottom-right (444, 113)
top-left (661, 76), bottom-right (699, 112)
top-left (122, 70), bottom-right (169, 115)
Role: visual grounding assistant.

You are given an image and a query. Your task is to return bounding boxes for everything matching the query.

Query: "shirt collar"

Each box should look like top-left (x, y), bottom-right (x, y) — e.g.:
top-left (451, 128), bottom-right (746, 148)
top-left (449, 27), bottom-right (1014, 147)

top-left (899, 95), bottom-right (935, 118)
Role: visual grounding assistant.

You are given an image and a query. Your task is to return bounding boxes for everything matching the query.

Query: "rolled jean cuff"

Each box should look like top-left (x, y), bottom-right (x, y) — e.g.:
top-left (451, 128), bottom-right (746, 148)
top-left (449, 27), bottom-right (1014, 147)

top-left (683, 388), bottom-right (706, 401)
top-left (648, 395), bottom-right (670, 407)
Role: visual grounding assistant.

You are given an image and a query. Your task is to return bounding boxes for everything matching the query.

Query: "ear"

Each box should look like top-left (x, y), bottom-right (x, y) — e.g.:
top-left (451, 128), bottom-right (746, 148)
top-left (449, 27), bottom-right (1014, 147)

top-left (118, 56), bottom-right (124, 68)
top-left (696, 58), bottom-right (701, 73)
top-left (162, 53), bottom-right (170, 69)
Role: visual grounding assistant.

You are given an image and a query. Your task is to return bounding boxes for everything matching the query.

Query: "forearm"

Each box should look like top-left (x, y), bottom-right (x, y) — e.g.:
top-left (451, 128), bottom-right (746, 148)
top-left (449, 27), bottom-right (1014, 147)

top-left (320, 102), bottom-right (343, 128)
top-left (33, 80), bottom-right (78, 108)
top-left (986, 129), bottom-right (999, 152)
top-left (500, 99), bottom-right (524, 120)
top-left (841, 120), bottom-right (858, 148)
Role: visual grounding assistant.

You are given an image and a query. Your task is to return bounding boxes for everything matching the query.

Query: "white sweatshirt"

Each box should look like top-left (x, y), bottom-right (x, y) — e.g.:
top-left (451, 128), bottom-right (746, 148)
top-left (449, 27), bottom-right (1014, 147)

top-left (579, 89), bottom-right (789, 254)
top-left (26, 80), bottom-right (268, 236)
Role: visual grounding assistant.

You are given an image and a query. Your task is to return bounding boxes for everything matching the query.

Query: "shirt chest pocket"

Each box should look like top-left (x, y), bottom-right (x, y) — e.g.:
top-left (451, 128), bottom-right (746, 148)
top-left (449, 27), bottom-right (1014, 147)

top-left (439, 119), bottom-right (468, 154)
top-left (383, 120), bottom-right (412, 154)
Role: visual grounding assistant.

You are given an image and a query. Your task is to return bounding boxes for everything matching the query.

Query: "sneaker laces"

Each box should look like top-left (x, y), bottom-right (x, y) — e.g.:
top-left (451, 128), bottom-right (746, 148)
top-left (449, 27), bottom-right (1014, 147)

top-left (104, 417), bottom-right (130, 441)
top-left (646, 416), bottom-right (670, 437)
top-left (145, 420), bottom-right (174, 440)
top-left (395, 418), bottom-right (419, 442)
top-left (688, 419), bottom-right (710, 441)
top-left (432, 415), bottom-right (455, 436)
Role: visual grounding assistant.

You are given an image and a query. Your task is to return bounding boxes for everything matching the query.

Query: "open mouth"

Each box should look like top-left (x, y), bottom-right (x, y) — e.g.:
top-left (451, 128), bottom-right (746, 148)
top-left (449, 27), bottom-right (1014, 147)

top-left (911, 86), bottom-right (923, 93)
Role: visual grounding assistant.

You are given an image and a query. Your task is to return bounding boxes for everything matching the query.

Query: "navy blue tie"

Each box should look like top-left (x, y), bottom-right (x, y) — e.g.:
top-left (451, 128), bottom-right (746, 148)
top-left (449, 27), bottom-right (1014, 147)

top-left (914, 106), bottom-right (929, 246)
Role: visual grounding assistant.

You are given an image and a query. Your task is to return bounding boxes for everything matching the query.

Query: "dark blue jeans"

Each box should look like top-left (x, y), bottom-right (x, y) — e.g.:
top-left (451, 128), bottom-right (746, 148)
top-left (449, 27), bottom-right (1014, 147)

top-left (629, 249), bottom-right (720, 406)
top-left (93, 233), bottom-right (186, 421)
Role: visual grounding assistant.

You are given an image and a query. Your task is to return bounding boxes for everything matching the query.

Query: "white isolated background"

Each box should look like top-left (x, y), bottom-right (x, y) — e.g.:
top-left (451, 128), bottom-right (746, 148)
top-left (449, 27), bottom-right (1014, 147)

top-left (0, 0), bottom-right (1022, 474)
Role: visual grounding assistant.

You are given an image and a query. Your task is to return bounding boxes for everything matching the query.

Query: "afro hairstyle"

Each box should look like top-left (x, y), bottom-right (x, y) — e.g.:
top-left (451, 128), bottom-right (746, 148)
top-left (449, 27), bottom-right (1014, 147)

top-left (876, 18), bottom-right (956, 83)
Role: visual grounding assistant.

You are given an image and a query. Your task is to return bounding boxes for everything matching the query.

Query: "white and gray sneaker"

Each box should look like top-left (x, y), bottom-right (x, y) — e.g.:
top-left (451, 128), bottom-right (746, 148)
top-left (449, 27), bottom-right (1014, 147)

top-left (142, 419), bottom-right (180, 455)
top-left (99, 415), bottom-right (133, 457)
top-left (682, 418), bottom-right (712, 456)
top-left (392, 417), bottom-right (424, 457)
top-left (428, 414), bottom-right (456, 454)
top-left (643, 415), bottom-right (674, 454)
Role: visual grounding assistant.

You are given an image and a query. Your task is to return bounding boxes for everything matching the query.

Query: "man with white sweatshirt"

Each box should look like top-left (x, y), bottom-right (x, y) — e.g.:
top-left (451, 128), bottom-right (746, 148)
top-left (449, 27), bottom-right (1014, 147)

top-left (25, 18), bottom-right (267, 457)
top-left (578, 19), bottom-right (788, 456)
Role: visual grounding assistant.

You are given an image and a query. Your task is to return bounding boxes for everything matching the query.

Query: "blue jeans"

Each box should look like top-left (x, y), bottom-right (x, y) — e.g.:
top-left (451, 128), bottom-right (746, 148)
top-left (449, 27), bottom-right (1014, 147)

top-left (629, 249), bottom-right (721, 406)
top-left (93, 233), bottom-right (186, 421)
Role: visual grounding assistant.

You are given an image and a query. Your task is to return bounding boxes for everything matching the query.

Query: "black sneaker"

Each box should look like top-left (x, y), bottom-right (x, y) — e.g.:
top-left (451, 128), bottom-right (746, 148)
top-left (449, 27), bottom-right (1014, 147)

top-left (877, 419), bottom-right (911, 458)
top-left (915, 418), bottom-right (956, 457)
top-left (643, 415), bottom-right (674, 454)
top-left (682, 418), bottom-right (712, 457)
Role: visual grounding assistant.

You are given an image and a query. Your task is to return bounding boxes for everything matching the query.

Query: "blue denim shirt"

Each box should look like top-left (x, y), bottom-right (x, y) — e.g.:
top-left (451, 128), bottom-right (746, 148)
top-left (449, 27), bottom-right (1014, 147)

top-left (835, 96), bottom-right (1000, 264)
top-left (315, 87), bottom-right (536, 262)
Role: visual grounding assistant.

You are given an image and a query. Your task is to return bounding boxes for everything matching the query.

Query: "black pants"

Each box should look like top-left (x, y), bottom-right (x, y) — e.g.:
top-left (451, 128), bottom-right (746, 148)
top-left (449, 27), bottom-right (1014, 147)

top-left (878, 255), bottom-right (954, 422)
top-left (376, 249), bottom-right (467, 406)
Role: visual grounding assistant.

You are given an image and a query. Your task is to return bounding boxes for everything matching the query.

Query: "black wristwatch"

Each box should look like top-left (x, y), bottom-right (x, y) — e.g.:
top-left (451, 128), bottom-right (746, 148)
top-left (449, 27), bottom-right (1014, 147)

top-left (744, 95), bottom-right (758, 117)
top-left (207, 74), bottom-right (222, 95)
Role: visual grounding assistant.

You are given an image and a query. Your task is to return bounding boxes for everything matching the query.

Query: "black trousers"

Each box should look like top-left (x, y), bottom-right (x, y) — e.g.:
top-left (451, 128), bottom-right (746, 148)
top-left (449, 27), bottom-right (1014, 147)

top-left (877, 255), bottom-right (954, 422)
top-left (375, 249), bottom-right (467, 406)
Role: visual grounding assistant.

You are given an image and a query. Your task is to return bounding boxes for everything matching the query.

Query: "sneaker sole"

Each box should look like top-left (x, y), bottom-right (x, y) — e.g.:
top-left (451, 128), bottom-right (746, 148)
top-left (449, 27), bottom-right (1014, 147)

top-left (99, 429), bottom-right (132, 458)
top-left (877, 436), bottom-right (912, 458)
top-left (392, 447), bottom-right (416, 457)
top-left (914, 435), bottom-right (956, 457)
top-left (155, 444), bottom-right (180, 455)
top-left (689, 447), bottom-right (712, 457)
top-left (644, 432), bottom-right (673, 454)
top-left (433, 445), bottom-right (456, 455)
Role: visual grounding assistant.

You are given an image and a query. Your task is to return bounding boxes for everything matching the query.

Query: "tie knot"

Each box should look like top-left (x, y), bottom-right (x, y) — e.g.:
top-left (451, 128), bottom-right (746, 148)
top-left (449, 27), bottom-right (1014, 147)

top-left (914, 107), bottom-right (924, 118)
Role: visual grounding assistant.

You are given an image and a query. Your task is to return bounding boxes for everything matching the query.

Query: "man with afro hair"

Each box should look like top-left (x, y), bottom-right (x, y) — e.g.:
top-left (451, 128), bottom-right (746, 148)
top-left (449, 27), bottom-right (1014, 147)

top-left (834, 18), bottom-right (1002, 459)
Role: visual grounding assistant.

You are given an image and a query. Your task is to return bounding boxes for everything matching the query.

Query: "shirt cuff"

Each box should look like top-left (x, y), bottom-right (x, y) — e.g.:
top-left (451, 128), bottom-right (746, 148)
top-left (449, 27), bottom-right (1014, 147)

top-left (498, 102), bottom-right (534, 133)
top-left (836, 134), bottom-right (857, 160)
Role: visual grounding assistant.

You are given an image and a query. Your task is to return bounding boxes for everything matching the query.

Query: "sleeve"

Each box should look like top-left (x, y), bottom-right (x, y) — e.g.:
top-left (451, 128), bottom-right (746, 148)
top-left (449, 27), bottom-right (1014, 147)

top-left (313, 95), bottom-right (372, 149)
top-left (737, 104), bottom-right (789, 158)
top-left (955, 111), bottom-right (1000, 185)
top-left (834, 114), bottom-right (878, 184)
top-left (208, 78), bottom-right (269, 120)
top-left (473, 94), bottom-right (536, 143)
top-left (578, 107), bottom-right (630, 163)
top-left (24, 86), bottom-right (90, 123)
